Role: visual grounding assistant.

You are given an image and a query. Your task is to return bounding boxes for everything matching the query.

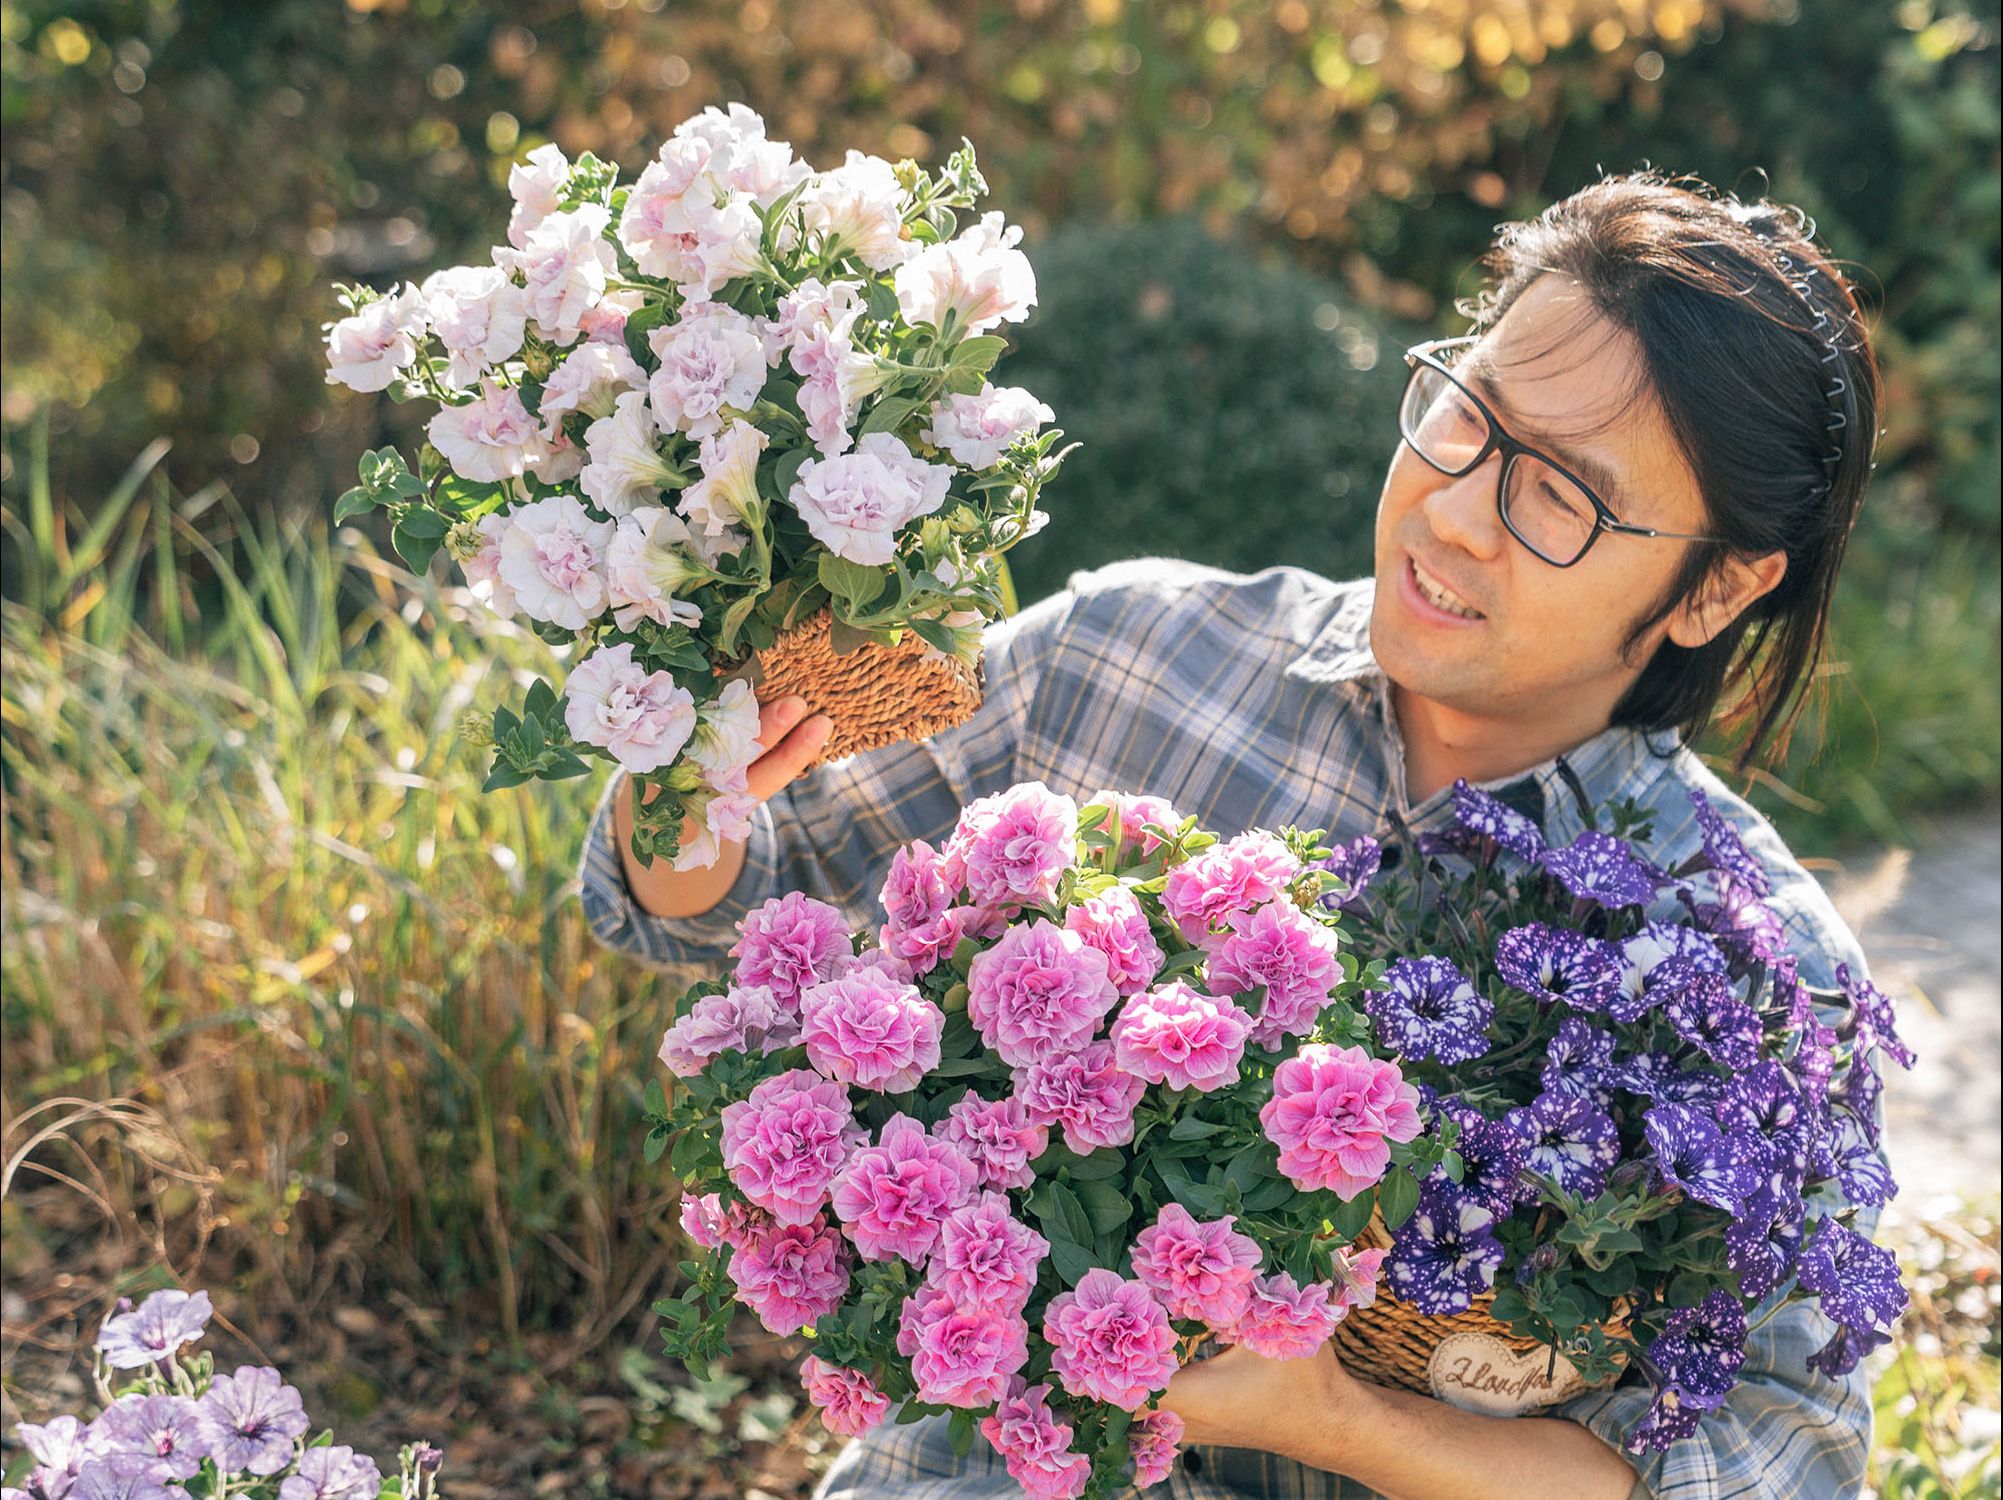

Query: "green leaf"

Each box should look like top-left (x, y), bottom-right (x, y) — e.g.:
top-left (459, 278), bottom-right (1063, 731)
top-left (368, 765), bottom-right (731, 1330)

top-left (391, 518), bottom-right (445, 573)
top-left (860, 395), bottom-right (927, 437)
top-left (949, 334), bottom-right (1008, 376)
top-left (1046, 1238), bottom-right (1097, 1286)
top-left (394, 506), bottom-right (449, 538)
top-left (817, 553), bottom-right (887, 611)
top-left (642, 1128), bottom-right (669, 1164)
top-left (1378, 1166), bottom-right (1421, 1230)
top-left (1073, 1179), bottom-right (1132, 1237)
top-left (1060, 1151), bottom-right (1126, 1181)
top-left (1326, 1190), bottom-right (1375, 1241)
top-left (333, 485), bottom-right (377, 523)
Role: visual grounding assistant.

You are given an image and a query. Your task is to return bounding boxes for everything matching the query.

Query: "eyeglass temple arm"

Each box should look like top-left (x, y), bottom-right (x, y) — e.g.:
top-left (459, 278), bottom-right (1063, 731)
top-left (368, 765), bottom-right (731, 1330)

top-left (1601, 519), bottom-right (1726, 543)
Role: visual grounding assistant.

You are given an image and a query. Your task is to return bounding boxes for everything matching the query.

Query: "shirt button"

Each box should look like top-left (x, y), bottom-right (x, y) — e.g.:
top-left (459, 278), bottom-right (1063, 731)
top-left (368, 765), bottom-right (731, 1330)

top-left (1183, 1450), bottom-right (1205, 1474)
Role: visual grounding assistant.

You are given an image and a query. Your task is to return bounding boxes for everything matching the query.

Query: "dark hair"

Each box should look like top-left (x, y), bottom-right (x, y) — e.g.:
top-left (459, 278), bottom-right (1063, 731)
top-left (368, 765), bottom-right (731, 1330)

top-left (1463, 169), bottom-right (1881, 771)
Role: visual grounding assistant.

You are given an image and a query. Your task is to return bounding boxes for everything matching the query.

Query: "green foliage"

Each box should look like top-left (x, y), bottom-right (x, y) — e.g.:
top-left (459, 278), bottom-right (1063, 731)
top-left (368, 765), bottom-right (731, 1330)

top-left (1002, 218), bottom-right (1415, 604)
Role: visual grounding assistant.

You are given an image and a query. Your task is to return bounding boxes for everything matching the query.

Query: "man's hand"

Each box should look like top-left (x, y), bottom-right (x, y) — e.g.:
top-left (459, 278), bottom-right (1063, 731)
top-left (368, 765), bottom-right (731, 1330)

top-left (1160, 1341), bottom-right (1363, 1465)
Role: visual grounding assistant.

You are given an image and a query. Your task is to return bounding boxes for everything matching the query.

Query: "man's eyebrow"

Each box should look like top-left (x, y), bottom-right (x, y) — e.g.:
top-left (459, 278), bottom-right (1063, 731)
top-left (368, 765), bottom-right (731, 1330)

top-left (1458, 348), bottom-right (1629, 513)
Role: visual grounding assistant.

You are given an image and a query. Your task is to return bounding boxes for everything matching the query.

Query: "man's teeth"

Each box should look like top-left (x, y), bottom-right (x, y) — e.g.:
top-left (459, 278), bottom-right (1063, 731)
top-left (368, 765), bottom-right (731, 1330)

top-left (1413, 562), bottom-right (1481, 619)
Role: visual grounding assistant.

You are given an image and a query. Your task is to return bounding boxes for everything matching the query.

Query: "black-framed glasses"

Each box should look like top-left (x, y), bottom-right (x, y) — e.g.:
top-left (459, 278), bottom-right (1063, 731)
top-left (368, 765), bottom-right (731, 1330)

top-left (1399, 337), bottom-right (1724, 568)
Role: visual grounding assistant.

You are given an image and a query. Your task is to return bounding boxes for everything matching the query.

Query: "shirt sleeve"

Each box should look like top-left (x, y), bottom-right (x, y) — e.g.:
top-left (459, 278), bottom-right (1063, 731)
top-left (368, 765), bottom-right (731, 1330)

top-left (575, 583), bottom-right (1079, 973)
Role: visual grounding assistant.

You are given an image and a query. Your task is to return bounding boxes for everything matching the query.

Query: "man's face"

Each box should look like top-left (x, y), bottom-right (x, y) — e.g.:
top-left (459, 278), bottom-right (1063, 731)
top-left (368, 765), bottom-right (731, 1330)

top-left (1369, 275), bottom-right (1713, 723)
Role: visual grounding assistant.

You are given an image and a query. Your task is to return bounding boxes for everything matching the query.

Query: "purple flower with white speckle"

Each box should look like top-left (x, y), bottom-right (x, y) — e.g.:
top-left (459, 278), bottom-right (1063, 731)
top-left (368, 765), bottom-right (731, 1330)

top-left (279, 1444), bottom-right (384, 1500)
top-left (1540, 831), bottom-right (1664, 910)
top-left (1825, 1107), bottom-right (1896, 1208)
top-left (1686, 871), bottom-right (1785, 968)
top-left (1647, 1289), bottom-right (1748, 1409)
top-left (1662, 966), bottom-right (1763, 1070)
top-left (94, 1393), bottom-right (211, 1480)
top-left (1314, 835), bottom-right (1382, 913)
top-left (1505, 1092), bottom-right (1620, 1201)
top-left (1836, 963), bottom-right (1915, 1072)
top-left (1448, 780), bottom-right (1547, 861)
top-left (1805, 1322), bottom-right (1893, 1379)
top-left (1494, 923), bottom-right (1622, 1010)
top-left (1689, 789), bottom-right (1771, 897)
top-left (94, 1288), bottom-right (213, 1370)
top-left (195, 1366), bottom-right (310, 1476)
top-left (1541, 1018), bottom-right (1615, 1102)
top-left (1626, 1394), bottom-right (1705, 1452)
top-left (1797, 1219), bottom-right (1906, 1335)
top-left (1613, 1052), bottom-right (1723, 1108)
top-left (1725, 1188), bottom-right (1806, 1301)
top-left (1434, 1105), bottom-right (1526, 1212)
top-left (1363, 956), bottom-right (1493, 1065)
top-left (1643, 1103), bottom-right (1766, 1215)
top-left (1386, 1183), bottom-right (1503, 1316)
top-left (1609, 922), bottom-right (1729, 1022)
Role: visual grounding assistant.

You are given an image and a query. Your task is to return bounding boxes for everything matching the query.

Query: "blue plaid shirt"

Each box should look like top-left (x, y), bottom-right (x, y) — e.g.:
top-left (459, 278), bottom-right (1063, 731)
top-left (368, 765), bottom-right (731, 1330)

top-left (578, 560), bottom-right (1880, 1500)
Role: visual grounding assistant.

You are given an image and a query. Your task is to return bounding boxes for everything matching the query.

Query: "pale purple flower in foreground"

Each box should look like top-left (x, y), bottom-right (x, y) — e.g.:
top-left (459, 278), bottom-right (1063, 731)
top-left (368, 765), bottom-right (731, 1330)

top-left (197, 1366), bottom-right (311, 1476)
top-left (647, 302), bottom-right (775, 440)
top-left (1130, 1203), bottom-right (1261, 1325)
top-left (789, 432), bottom-right (953, 566)
top-left (1331, 1246), bottom-right (1388, 1312)
top-left (830, 1114), bottom-right (979, 1264)
top-left (66, 1466), bottom-right (177, 1500)
top-left (419, 265), bottom-right (526, 388)
top-left (966, 920), bottom-right (1117, 1069)
top-left (94, 1394), bottom-right (210, 1480)
top-left (935, 1090), bottom-right (1048, 1192)
top-left (1161, 831), bottom-right (1300, 947)
top-left (495, 493), bottom-right (613, 630)
top-left (562, 642), bottom-right (697, 774)
top-left (14, 1413), bottom-right (93, 1495)
top-left (96, 1289), bottom-right (214, 1370)
top-left (657, 983), bottom-right (797, 1076)
top-left (731, 892), bottom-right (853, 1003)
top-left (893, 212), bottom-right (1038, 334)
top-left (945, 782), bottom-right (1079, 910)
top-left (1224, 1271), bottom-right (1340, 1359)
top-left (1013, 1040), bottom-right (1145, 1154)
top-left (799, 1356), bottom-right (891, 1437)
top-left (428, 378), bottom-right (553, 485)
top-left (1043, 1269), bottom-right (1179, 1409)
top-left (719, 1069), bottom-right (864, 1225)
top-left (799, 971), bottom-right (945, 1093)
top-left (1110, 980), bottom-right (1252, 1093)
top-left (324, 284), bottom-right (424, 393)
top-left (279, 1445), bottom-right (384, 1500)
top-left (921, 384), bottom-right (1052, 468)
top-left (1063, 885), bottom-right (1164, 996)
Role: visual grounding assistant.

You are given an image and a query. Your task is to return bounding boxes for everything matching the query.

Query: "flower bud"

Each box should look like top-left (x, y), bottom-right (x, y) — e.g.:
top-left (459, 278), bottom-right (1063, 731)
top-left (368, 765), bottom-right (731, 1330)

top-left (444, 519), bottom-right (485, 563)
top-left (457, 709), bottom-right (494, 749)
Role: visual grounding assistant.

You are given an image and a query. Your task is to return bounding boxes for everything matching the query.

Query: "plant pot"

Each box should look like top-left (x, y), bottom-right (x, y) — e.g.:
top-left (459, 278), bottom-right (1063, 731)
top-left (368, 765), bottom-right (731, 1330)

top-left (745, 608), bottom-right (984, 765)
top-left (1326, 1214), bottom-right (1630, 1416)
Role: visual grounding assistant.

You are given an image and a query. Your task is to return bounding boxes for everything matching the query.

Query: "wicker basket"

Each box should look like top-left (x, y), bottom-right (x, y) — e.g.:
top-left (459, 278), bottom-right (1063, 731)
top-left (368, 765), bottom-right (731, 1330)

top-left (1325, 1215), bottom-right (1629, 1415)
top-left (741, 607), bottom-right (984, 765)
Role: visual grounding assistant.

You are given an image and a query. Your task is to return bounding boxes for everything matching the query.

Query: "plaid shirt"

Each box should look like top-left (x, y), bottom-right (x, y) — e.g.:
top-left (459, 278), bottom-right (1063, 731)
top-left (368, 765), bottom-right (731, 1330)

top-left (577, 559), bottom-right (1879, 1500)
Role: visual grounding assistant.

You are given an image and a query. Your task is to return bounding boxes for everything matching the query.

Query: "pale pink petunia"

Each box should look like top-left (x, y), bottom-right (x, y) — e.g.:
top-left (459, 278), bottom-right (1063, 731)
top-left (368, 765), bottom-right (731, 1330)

top-left (895, 1282), bottom-right (1031, 1409)
top-left (420, 265), bottom-right (526, 388)
top-left (1110, 980), bottom-right (1253, 1093)
top-left (506, 141), bottom-right (570, 247)
top-left (1043, 1268), bottom-right (1179, 1409)
top-left (1129, 1409), bottom-right (1185, 1487)
top-left (978, 1381), bottom-right (1093, 1500)
top-left (944, 782), bottom-right (1079, 910)
top-left (788, 431), bottom-right (952, 566)
top-left (562, 641), bottom-right (697, 773)
top-left (647, 302), bottom-right (776, 440)
top-left (935, 1090), bottom-right (1048, 1192)
top-left (680, 419), bottom-right (769, 539)
top-left (893, 212), bottom-right (1037, 335)
top-left (430, 378), bottom-right (556, 485)
top-left (1259, 1043), bottom-right (1423, 1199)
top-left (880, 839), bottom-right (954, 934)
top-left (1160, 831), bottom-right (1302, 947)
top-left (657, 983), bottom-right (797, 1077)
top-left (1130, 1203), bottom-right (1262, 1325)
top-left (604, 505), bottom-right (709, 633)
top-left (1208, 900), bottom-right (1345, 1046)
top-left (502, 203), bottom-right (616, 344)
top-left (1013, 1041), bottom-right (1145, 1154)
top-left (581, 391), bottom-right (684, 518)
top-left (728, 1212), bottom-right (850, 1334)
top-left (458, 510), bottom-right (517, 617)
top-left (798, 150), bottom-right (914, 271)
top-left (1332, 1246), bottom-right (1389, 1313)
top-left (495, 492), bottom-right (613, 630)
top-left (798, 970), bottom-right (945, 1093)
top-left (830, 1114), bottom-right (978, 1265)
top-left (920, 383), bottom-right (1053, 469)
top-left (538, 338), bottom-right (646, 432)
top-left (966, 921), bottom-right (1118, 1069)
top-left (731, 891), bottom-right (854, 1004)
top-left (1062, 886), bottom-right (1164, 997)
top-left (799, 1356), bottom-right (891, 1437)
top-left (925, 1190), bottom-right (1050, 1316)
top-left (324, 283), bottom-right (424, 393)
top-left (718, 1068), bottom-right (864, 1226)
top-left (1221, 1271), bottom-right (1339, 1359)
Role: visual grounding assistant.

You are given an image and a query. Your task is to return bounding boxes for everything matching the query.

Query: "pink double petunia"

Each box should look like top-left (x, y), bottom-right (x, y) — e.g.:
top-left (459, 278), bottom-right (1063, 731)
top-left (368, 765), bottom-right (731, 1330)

top-left (728, 1213), bottom-right (850, 1335)
top-left (799, 1356), bottom-right (891, 1437)
top-left (1013, 1041), bottom-right (1146, 1154)
top-left (731, 891), bottom-right (853, 1003)
top-left (978, 1380), bottom-right (1094, 1500)
top-left (1063, 886), bottom-right (1166, 997)
top-left (830, 1114), bottom-right (979, 1265)
top-left (798, 971), bottom-right (944, 1093)
top-left (966, 920), bottom-right (1118, 1068)
top-left (1223, 1270), bottom-right (1340, 1360)
top-left (1130, 1203), bottom-right (1262, 1325)
top-left (926, 1191), bottom-right (1050, 1317)
top-left (1207, 899), bottom-right (1344, 1046)
top-left (1043, 1269), bottom-right (1179, 1410)
top-left (719, 1069), bottom-right (865, 1225)
top-left (1110, 980), bottom-right (1253, 1093)
top-left (934, 1090), bottom-right (1049, 1192)
top-left (895, 1283), bottom-right (1031, 1408)
top-left (1160, 830), bottom-right (1301, 947)
top-left (1259, 1043), bottom-right (1423, 1198)
top-left (943, 782), bottom-right (1079, 910)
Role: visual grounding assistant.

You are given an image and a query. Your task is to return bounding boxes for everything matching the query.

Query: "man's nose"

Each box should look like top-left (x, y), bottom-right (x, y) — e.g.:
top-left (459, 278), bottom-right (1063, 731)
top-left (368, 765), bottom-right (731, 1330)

top-left (1420, 455), bottom-right (1507, 562)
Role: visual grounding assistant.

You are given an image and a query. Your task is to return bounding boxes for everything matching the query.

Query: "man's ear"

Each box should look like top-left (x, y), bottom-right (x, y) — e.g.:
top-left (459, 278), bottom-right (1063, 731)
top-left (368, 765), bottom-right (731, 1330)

top-left (1666, 549), bottom-right (1788, 649)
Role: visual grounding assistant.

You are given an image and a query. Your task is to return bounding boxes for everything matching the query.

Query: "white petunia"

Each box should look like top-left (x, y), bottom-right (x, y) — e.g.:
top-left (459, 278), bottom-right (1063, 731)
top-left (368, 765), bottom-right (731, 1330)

top-left (495, 493), bottom-right (613, 631)
top-left (921, 384), bottom-right (1054, 469)
top-left (893, 212), bottom-right (1036, 335)
top-left (427, 379), bottom-right (552, 484)
top-left (646, 303), bottom-right (776, 440)
top-left (580, 391), bottom-right (683, 518)
top-left (501, 204), bottom-right (615, 345)
top-left (679, 419), bottom-right (769, 540)
top-left (605, 505), bottom-right (712, 633)
top-left (787, 431), bottom-right (953, 566)
top-left (562, 642), bottom-right (697, 774)
top-left (507, 142), bottom-right (571, 248)
top-left (798, 150), bottom-right (914, 272)
top-left (324, 284), bottom-right (425, 393)
top-left (539, 340), bottom-right (647, 434)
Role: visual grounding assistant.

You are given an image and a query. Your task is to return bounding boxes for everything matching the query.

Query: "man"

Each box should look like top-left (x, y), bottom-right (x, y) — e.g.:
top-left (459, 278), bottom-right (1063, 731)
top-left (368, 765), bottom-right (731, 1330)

top-left (577, 171), bottom-right (1887, 1498)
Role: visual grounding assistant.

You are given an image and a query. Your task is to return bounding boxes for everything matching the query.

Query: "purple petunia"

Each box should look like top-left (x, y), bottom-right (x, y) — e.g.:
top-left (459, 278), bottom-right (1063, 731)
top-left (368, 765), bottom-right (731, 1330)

top-left (1386, 1183), bottom-right (1504, 1316)
top-left (94, 1288), bottom-right (214, 1370)
top-left (1447, 780), bottom-right (1548, 861)
top-left (1313, 834), bottom-right (1383, 913)
top-left (1541, 1018), bottom-right (1616, 1103)
top-left (1805, 1322), bottom-right (1894, 1379)
top-left (1362, 956), bottom-right (1493, 1065)
top-left (278, 1444), bottom-right (384, 1500)
top-left (1826, 1107), bottom-right (1896, 1208)
top-left (1648, 1288), bottom-right (1749, 1410)
top-left (1724, 1188), bottom-right (1806, 1301)
top-left (1689, 789), bottom-right (1772, 898)
top-left (1608, 922), bottom-right (1729, 1023)
top-left (1685, 871), bottom-right (1786, 969)
top-left (195, 1365), bottom-right (311, 1476)
top-left (1540, 831), bottom-right (1664, 910)
top-left (1836, 963), bottom-right (1915, 1072)
top-left (1493, 923), bottom-right (1623, 1011)
top-left (1643, 1103), bottom-right (1767, 1216)
top-left (1661, 966), bottom-right (1764, 1070)
top-left (94, 1393), bottom-right (212, 1479)
top-left (1716, 1062), bottom-right (1819, 1183)
top-left (1796, 1219), bottom-right (1907, 1336)
top-left (1505, 1092), bottom-right (1620, 1201)
top-left (66, 1462), bottom-right (179, 1500)
top-left (1626, 1393), bottom-right (1706, 1452)
top-left (14, 1413), bottom-right (93, 1497)
top-left (1434, 1105), bottom-right (1527, 1213)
